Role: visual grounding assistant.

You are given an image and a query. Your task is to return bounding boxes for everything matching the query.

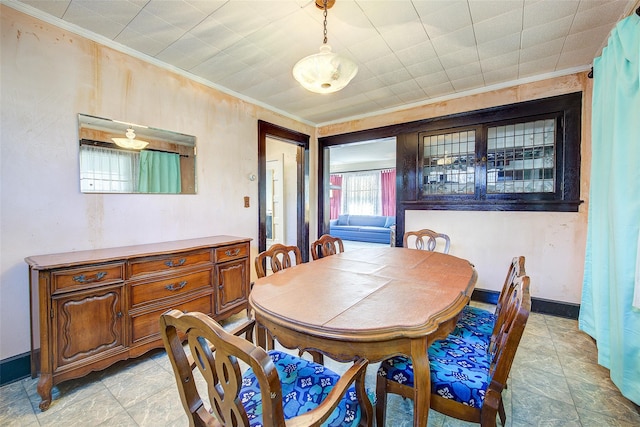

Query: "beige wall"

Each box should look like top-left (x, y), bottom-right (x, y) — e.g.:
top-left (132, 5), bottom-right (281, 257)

top-left (320, 73), bottom-right (592, 305)
top-left (0, 6), bottom-right (315, 360)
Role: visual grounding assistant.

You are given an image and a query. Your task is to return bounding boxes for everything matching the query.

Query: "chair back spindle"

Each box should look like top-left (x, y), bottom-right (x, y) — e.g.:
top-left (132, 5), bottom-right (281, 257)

top-left (488, 276), bottom-right (530, 376)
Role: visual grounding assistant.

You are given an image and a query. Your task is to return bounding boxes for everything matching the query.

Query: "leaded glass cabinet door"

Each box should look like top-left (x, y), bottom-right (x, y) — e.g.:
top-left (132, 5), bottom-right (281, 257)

top-left (421, 128), bottom-right (476, 196)
top-left (486, 118), bottom-right (555, 194)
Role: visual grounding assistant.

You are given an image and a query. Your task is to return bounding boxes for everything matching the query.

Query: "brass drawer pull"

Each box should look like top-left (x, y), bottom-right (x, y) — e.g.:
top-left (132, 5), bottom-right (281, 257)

top-left (166, 281), bottom-right (187, 292)
top-left (225, 249), bottom-right (240, 257)
top-left (165, 258), bottom-right (186, 268)
top-left (72, 271), bottom-right (107, 283)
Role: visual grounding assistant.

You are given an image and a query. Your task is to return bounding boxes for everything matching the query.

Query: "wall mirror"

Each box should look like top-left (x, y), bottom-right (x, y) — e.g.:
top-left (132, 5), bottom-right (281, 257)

top-left (78, 114), bottom-right (197, 194)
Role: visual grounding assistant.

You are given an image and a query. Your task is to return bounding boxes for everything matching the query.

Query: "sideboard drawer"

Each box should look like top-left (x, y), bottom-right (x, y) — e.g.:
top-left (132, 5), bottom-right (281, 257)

top-left (128, 249), bottom-right (212, 278)
top-left (53, 263), bottom-right (125, 294)
top-left (129, 292), bottom-right (213, 345)
top-left (130, 268), bottom-right (213, 308)
top-left (214, 244), bottom-right (248, 263)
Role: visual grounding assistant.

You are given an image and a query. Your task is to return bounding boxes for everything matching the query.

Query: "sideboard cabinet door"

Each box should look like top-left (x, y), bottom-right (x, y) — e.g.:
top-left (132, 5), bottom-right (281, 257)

top-left (215, 259), bottom-right (248, 317)
top-left (54, 285), bottom-right (125, 370)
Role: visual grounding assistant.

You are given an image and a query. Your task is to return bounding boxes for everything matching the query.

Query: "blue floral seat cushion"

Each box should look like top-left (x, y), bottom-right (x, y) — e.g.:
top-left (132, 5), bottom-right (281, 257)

top-left (378, 336), bottom-right (491, 409)
top-left (452, 305), bottom-right (496, 345)
top-left (240, 350), bottom-right (362, 427)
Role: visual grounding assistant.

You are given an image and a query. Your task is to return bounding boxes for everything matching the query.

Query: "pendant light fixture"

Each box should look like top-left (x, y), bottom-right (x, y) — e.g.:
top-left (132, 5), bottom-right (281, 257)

top-left (112, 128), bottom-right (149, 150)
top-left (292, 0), bottom-right (358, 94)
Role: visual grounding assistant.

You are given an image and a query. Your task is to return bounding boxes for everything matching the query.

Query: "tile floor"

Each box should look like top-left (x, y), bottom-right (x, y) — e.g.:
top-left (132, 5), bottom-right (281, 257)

top-left (2, 306), bottom-right (638, 427)
top-left (2, 240), bottom-right (639, 426)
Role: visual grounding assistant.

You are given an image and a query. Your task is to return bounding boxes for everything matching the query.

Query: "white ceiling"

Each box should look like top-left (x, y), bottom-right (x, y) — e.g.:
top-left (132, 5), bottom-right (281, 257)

top-left (9, 0), bottom-right (635, 125)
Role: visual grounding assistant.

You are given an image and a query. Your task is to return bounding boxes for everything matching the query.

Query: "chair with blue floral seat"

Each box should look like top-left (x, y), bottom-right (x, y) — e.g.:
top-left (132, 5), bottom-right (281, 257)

top-left (403, 229), bottom-right (451, 254)
top-left (453, 256), bottom-right (526, 347)
top-left (160, 309), bottom-right (373, 427)
top-left (375, 275), bottom-right (531, 427)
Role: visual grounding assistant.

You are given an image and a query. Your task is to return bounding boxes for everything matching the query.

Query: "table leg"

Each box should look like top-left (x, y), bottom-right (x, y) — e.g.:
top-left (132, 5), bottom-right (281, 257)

top-left (411, 338), bottom-right (430, 427)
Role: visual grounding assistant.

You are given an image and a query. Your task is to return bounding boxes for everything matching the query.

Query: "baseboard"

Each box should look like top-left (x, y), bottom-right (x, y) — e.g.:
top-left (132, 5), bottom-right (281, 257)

top-left (471, 289), bottom-right (580, 319)
top-left (0, 352), bottom-right (31, 387)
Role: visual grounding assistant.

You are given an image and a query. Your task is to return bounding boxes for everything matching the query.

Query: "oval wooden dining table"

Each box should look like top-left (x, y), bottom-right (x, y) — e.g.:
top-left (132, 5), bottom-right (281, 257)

top-left (249, 246), bottom-right (477, 427)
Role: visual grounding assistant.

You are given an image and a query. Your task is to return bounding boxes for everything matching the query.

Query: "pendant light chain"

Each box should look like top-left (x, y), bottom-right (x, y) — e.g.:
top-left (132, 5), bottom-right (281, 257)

top-left (323, 0), bottom-right (328, 44)
top-left (292, 0), bottom-right (358, 93)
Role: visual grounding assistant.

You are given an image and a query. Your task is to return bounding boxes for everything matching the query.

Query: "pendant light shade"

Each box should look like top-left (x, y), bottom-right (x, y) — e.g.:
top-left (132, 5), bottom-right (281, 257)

top-left (112, 128), bottom-right (149, 150)
top-left (293, 44), bottom-right (358, 94)
top-left (293, 0), bottom-right (357, 94)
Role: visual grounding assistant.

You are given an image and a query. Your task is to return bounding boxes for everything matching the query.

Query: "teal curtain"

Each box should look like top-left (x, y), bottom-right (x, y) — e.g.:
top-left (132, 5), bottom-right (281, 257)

top-left (580, 13), bottom-right (640, 406)
top-left (138, 150), bottom-right (181, 193)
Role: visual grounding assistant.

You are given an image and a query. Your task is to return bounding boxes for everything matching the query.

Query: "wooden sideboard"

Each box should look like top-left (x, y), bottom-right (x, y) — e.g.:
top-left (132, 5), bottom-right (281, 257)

top-left (26, 235), bottom-right (251, 411)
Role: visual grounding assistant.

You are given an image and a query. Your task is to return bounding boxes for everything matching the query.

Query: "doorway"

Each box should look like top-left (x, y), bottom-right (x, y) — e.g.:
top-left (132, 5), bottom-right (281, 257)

top-left (265, 156), bottom-right (284, 246)
top-left (318, 136), bottom-right (397, 244)
top-left (258, 121), bottom-right (310, 262)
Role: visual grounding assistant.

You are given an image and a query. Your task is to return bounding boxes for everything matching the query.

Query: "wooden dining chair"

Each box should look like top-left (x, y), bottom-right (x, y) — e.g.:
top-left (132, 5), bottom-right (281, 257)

top-left (453, 256), bottom-right (526, 346)
top-left (254, 243), bottom-right (302, 350)
top-left (255, 243), bottom-right (302, 278)
top-left (311, 234), bottom-right (345, 260)
top-left (160, 309), bottom-right (373, 427)
top-left (375, 275), bottom-right (531, 427)
top-left (255, 243), bottom-right (323, 361)
top-left (403, 229), bottom-right (451, 254)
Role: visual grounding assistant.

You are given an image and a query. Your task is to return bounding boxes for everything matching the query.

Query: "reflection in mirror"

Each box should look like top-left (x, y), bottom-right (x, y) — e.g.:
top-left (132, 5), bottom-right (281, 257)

top-left (78, 114), bottom-right (197, 194)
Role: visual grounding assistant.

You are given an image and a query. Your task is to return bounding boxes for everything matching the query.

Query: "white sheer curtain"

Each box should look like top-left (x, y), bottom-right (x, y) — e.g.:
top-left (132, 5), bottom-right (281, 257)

top-left (341, 171), bottom-right (381, 215)
top-left (79, 145), bottom-right (139, 192)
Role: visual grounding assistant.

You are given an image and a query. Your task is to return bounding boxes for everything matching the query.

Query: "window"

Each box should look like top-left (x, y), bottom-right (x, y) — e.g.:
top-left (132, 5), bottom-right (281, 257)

top-left (400, 92), bottom-right (582, 212)
top-left (80, 145), bottom-right (139, 192)
top-left (422, 128), bottom-right (476, 195)
top-left (330, 169), bottom-right (396, 217)
top-left (342, 171), bottom-right (381, 215)
top-left (420, 117), bottom-right (558, 197)
top-left (486, 119), bottom-right (555, 194)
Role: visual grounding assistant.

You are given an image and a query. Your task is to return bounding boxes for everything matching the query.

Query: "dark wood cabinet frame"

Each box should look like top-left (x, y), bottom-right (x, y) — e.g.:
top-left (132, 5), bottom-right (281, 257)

top-left (318, 92), bottom-right (583, 247)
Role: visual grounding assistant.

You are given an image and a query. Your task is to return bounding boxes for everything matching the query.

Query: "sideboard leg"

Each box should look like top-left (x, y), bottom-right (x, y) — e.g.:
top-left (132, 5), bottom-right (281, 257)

top-left (37, 374), bottom-right (52, 411)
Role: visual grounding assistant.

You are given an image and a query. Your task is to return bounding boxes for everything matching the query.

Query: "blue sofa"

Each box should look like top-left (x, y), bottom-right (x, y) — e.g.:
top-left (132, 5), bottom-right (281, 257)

top-left (329, 214), bottom-right (395, 244)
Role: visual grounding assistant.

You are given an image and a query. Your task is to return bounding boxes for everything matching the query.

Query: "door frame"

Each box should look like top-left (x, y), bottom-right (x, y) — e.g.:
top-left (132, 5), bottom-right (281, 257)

top-left (258, 121), bottom-right (310, 262)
